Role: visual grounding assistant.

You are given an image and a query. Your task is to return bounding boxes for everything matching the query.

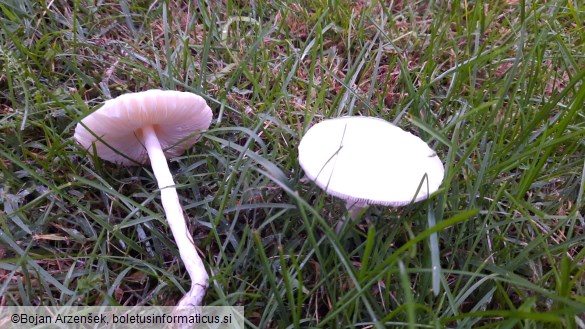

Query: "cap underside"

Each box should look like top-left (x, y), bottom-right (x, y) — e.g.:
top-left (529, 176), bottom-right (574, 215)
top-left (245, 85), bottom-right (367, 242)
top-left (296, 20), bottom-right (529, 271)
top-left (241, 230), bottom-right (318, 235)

top-left (74, 89), bottom-right (212, 165)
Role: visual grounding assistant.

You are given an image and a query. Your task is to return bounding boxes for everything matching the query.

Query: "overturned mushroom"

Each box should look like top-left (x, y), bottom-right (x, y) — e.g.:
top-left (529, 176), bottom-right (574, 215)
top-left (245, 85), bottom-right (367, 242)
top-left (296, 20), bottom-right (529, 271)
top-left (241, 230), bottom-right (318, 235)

top-left (74, 89), bottom-right (211, 307)
top-left (298, 116), bottom-right (444, 230)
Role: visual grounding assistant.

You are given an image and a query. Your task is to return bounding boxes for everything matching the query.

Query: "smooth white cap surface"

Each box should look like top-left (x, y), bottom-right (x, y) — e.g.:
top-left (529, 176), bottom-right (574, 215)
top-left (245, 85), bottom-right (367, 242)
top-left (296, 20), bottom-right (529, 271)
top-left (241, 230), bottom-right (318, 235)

top-left (74, 89), bottom-right (212, 165)
top-left (298, 116), bottom-right (444, 207)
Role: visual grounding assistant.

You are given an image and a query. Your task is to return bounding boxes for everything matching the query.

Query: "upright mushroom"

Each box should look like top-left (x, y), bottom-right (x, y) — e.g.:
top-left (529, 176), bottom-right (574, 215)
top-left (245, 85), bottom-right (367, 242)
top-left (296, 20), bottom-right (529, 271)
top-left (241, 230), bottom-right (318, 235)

top-left (74, 89), bottom-right (211, 307)
top-left (298, 116), bottom-right (444, 229)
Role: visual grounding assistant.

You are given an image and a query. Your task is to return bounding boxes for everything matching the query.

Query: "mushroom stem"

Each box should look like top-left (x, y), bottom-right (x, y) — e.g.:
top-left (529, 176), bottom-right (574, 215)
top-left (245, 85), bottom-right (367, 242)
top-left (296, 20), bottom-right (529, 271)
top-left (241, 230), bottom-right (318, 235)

top-left (346, 201), bottom-right (367, 221)
top-left (140, 124), bottom-right (209, 307)
top-left (336, 201), bottom-right (368, 233)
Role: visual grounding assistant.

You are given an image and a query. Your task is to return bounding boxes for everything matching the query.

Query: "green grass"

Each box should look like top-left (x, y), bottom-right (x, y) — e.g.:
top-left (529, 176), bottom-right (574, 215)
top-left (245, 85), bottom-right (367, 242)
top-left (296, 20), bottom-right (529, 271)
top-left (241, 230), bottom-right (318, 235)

top-left (1, 0), bottom-right (585, 327)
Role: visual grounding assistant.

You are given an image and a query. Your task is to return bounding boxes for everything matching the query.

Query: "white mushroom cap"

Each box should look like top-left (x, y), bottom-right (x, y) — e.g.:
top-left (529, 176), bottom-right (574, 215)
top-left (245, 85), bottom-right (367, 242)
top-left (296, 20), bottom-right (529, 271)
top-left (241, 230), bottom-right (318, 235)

top-left (298, 116), bottom-right (444, 207)
top-left (74, 89), bottom-right (212, 165)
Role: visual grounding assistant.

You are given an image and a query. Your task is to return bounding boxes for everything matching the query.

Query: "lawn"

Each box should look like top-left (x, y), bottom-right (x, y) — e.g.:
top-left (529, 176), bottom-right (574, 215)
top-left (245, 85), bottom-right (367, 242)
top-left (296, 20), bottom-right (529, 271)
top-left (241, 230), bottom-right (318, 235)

top-left (1, 0), bottom-right (585, 328)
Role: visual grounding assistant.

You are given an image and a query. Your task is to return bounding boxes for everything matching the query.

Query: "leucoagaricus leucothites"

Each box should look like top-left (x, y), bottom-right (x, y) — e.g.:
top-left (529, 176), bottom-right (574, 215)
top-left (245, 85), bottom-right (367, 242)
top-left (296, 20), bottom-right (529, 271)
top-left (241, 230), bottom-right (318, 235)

top-left (298, 116), bottom-right (444, 230)
top-left (74, 89), bottom-right (211, 307)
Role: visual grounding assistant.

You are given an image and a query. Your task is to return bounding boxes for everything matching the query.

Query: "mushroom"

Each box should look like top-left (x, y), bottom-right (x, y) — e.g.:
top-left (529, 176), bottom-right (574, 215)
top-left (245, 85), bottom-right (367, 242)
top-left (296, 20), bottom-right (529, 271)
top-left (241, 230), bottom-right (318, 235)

top-left (298, 116), bottom-right (444, 230)
top-left (74, 89), bottom-right (211, 307)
